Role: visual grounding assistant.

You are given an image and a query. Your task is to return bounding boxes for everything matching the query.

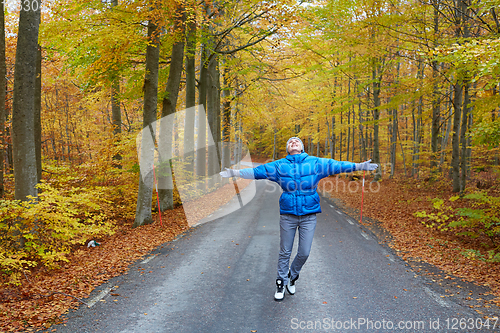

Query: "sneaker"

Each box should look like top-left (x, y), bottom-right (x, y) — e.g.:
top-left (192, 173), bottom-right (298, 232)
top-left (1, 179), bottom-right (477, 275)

top-left (274, 278), bottom-right (285, 301)
top-left (286, 272), bottom-right (298, 295)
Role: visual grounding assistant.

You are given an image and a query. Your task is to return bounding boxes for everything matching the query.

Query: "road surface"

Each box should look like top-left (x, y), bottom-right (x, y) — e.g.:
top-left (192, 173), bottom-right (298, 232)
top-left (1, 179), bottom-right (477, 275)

top-left (48, 180), bottom-right (500, 332)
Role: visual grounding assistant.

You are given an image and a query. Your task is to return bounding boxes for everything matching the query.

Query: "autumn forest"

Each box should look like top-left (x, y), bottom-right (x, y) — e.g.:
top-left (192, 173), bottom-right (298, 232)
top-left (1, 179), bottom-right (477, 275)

top-left (1, 0), bottom-right (500, 330)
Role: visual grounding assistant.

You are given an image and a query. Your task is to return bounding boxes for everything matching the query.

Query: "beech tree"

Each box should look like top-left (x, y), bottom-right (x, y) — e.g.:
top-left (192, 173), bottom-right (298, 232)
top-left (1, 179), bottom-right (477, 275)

top-left (35, 45), bottom-right (42, 183)
top-left (0, 1), bottom-right (5, 197)
top-left (111, 0), bottom-right (122, 166)
top-left (12, 1), bottom-right (41, 201)
top-left (134, 10), bottom-right (161, 228)
top-left (184, 1), bottom-right (197, 173)
top-left (158, 0), bottom-right (186, 211)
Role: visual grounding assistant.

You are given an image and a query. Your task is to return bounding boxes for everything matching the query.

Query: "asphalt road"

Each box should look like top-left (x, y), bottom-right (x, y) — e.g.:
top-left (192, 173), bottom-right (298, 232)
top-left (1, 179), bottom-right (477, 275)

top-left (48, 180), bottom-right (500, 333)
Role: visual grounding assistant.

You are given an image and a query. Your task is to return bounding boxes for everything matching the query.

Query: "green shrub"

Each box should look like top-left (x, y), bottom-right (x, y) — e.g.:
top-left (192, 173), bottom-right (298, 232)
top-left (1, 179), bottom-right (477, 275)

top-left (414, 191), bottom-right (500, 262)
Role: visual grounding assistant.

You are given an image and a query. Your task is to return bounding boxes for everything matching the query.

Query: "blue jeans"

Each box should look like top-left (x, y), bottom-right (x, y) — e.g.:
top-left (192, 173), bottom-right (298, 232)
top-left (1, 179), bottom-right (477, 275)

top-left (277, 213), bottom-right (317, 284)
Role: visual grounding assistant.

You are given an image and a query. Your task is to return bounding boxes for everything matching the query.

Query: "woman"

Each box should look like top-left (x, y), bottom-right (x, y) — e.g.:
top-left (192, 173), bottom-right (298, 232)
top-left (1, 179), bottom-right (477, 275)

top-left (220, 137), bottom-right (378, 301)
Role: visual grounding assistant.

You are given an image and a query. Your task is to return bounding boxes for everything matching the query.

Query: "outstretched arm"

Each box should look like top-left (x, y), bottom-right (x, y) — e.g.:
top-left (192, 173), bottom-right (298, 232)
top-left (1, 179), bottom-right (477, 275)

top-left (220, 167), bottom-right (256, 179)
top-left (318, 158), bottom-right (355, 176)
top-left (220, 161), bottom-right (279, 180)
top-left (318, 158), bottom-right (378, 177)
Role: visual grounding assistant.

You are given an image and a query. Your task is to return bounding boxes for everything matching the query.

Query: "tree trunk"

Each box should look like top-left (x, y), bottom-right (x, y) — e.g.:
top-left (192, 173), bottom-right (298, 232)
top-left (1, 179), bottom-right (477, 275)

top-left (351, 105), bottom-right (355, 162)
top-left (451, 0), bottom-right (467, 193)
top-left (459, 0), bottom-right (471, 193)
top-left (460, 82), bottom-right (470, 194)
top-left (158, 2), bottom-right (185, 211)
top-left (111, 80), bottom-right (122, 165)
top-left (214, 58), bottom-right (222, 170)
top-left (358, 90), bottom-right (367, 161)
top-left (493, 88), bottom-right (499, 166)
top-left (316, 123), bottom-right (320, 157)
top-left (412, 61), bottom-right (424, 178)
top-left (346, 77), bottom-right (351, 161)
top-left (111, 0), bottom-right (121, 167)
top-left (324, 117), bottom-right (328, 156)
top-left (331, 115), bottom-right (335, 159)
top-left (339, 110), bottom-right (343, 161)
top-left (430, 0), bottom-right (441, 176)
top-left (440, 84), bottom-right (453, 168)
top-left (0, 2), bottom-right (4, 197)
top-left (184, 3), bottom-right (196, 173)
top-left (235, 106), bottom-right (242, 164)
top-left (161, 8), bottom-right (185, 117)
top-left (372, 65), bottom-right (382, 182)
top-left (397, 116), bottom-right (407, 176)
top-left (346, 111), bottom-right (350, 161)
top-left (35, 45), bottom-right (42, 183)
top-left (65, 94), bottom-right (71, 161)
top-left (12, 1), bottom-right (41, 201)
top-left (207, 54), bottom-right (219, 188)
top-left (222, 62), bottom-right (231, 167)
top-left (451, 81), bottom-right (463, 192)
top-left (366, 91), bottom-right (370, 158)
top-left (390, 56), bottom-right (402, 178)
top-left (134, 16), bottom-right (160, 228)
top-left (196, 45), bottom-right (208, 190)
top-left (390, 107), bottom-right (397, 178)
top-left (326, 118), bottom-right (330, 157)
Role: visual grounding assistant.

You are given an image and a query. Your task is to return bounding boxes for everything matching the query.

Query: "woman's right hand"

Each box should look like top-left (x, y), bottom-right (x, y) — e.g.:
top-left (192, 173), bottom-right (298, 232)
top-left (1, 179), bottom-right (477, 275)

top-left (219, 168), bottom-right (240, 178)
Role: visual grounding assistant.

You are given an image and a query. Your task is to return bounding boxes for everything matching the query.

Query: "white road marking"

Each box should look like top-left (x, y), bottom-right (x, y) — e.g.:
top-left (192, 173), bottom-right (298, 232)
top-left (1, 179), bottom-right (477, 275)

top-left (329, 204), bottom-right (334, 208)
top-left (360, 231), bottom-right (371, 240)
top-left (336, 210), bottom-right (343, 215)
top-left (347, 219), bottom-right (354, 225)
top-left (381, 249), bottom-right (395, 262)
top-left (141, 254), bottom-right (157, 264)
top-left (87, 287), bottom-right (112, 307)
top-left (423, 286), bottom-right (451, 308)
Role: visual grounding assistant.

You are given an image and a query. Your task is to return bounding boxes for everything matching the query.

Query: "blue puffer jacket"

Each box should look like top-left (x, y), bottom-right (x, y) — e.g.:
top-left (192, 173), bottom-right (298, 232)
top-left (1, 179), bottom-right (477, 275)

top-left (239, 153), bottom-right (356, 216)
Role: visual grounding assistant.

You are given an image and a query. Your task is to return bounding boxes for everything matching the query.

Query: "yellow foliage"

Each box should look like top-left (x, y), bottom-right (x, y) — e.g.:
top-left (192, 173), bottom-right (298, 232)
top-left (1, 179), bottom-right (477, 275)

top-left (0, 132), bottom-right (143, 285)
top-left (0, 184), bottom-right (115, 285)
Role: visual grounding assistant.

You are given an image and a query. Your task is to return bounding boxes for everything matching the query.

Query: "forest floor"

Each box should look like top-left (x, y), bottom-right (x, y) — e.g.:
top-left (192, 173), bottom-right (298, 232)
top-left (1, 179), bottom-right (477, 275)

top-left (318, 171), bottom-right (500, 317)
top-left (1, 159), bottom-right (500, 332)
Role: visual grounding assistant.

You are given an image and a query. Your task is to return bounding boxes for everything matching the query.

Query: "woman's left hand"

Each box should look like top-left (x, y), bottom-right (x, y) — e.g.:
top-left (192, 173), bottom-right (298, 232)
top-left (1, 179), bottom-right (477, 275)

top-left (355, 159), bottom-right (378, 171)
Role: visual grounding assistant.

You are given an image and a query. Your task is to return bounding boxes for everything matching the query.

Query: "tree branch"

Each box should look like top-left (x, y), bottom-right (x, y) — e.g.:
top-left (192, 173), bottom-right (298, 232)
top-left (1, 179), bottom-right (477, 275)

top-left (216, 28), bottom-right (277, 55)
